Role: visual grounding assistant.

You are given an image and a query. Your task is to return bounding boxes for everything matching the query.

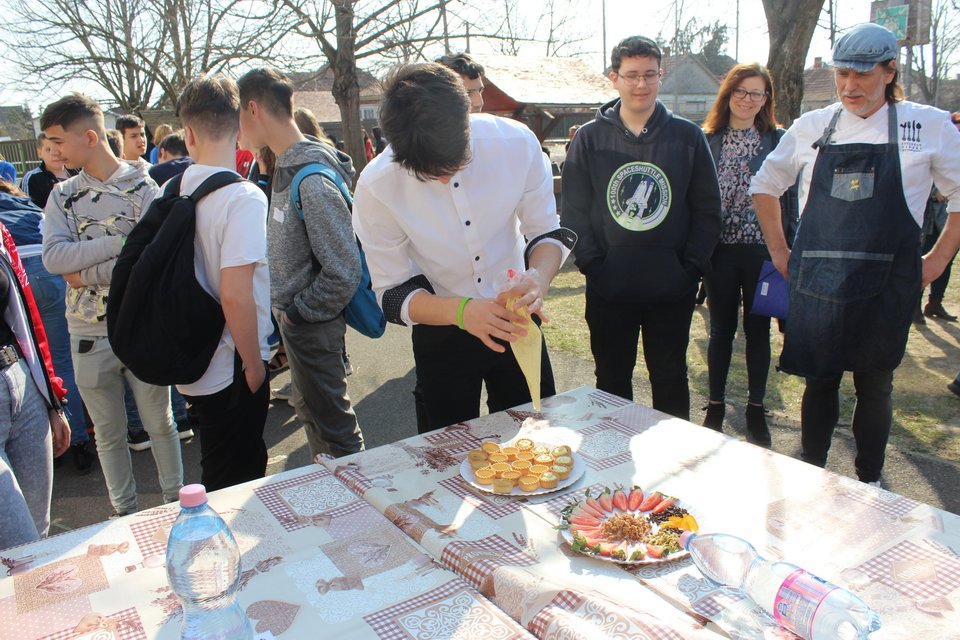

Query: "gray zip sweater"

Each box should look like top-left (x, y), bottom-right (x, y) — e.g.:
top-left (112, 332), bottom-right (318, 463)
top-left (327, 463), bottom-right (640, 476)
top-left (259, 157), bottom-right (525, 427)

top-left (270, 140), bottom-right (360, 323)
top-left (42, 161), bottom-right (158, 336)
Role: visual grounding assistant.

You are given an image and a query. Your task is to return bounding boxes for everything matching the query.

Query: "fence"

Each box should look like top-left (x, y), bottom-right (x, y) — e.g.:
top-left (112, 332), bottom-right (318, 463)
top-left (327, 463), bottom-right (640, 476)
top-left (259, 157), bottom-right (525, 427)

top-left (0, 139), bottom-right (39, 178)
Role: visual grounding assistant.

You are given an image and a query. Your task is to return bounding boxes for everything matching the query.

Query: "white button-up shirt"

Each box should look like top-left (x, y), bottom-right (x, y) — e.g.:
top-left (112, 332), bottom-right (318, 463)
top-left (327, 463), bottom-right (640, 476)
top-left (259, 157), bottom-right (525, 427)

top-left (353, 114), bottom-right (569, 325)
top-left (750, 101), bottom-right (960, 226)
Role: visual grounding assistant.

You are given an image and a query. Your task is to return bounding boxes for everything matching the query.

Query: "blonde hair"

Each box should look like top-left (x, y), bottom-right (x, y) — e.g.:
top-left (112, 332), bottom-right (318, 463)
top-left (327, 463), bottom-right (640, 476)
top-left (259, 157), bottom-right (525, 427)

top-left (152, 123), bottom-right (174, 145)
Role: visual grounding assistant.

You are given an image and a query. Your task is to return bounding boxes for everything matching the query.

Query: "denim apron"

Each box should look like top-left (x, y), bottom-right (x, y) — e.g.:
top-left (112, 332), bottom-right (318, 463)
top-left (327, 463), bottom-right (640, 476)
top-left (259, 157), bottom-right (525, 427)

top-left (780, 105), bottom-right (921, 379)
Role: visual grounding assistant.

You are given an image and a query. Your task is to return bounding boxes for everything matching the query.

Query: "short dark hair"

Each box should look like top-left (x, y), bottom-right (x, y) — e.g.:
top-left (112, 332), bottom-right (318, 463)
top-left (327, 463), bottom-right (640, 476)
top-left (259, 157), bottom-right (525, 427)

top-left (39, 93), bottom-right (103, 132)
top-left (435, 52), bottom-right (484, 80)
top-left (611, 36), bottom-right (662, 71)
top-left (159, 131), bottom-right (188, 157)
top-left (237, 68), bottom-right (294, 118)
top-left (379, 63), bottom-right (471, 181)
top-left (105, 130), bottom-right (122, 157)
top-left (115, 114), bottom-right (144, 135)
top-left (176, 75), bottom-right (240, 140)
top-left (35, 132), bottom-right (47, 149)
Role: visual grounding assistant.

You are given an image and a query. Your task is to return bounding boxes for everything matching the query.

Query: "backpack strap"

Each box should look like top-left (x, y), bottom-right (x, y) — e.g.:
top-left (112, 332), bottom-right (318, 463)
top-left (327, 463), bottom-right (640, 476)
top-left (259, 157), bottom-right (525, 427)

top-left (290, 163), bottom-right (352, 221)
top-left (186, 171), bottom-right (244, 202)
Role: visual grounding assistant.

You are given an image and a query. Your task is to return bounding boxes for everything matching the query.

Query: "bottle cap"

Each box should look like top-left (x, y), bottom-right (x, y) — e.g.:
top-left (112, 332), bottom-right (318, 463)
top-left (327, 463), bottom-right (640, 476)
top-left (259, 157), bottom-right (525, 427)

top-left (678, 530), bottom-right (696, 550)
top-left (179, 484), bottom-right (208, 508)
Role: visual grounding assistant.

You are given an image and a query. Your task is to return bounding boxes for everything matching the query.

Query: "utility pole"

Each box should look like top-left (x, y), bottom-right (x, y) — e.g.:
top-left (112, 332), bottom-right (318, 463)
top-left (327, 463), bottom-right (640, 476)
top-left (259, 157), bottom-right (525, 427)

top-left (601, 0), bottom-right (607, 71)
top-left (441, 1), bottom-right (450, 54)
top-left (735, 0), bottom-right (740, 60)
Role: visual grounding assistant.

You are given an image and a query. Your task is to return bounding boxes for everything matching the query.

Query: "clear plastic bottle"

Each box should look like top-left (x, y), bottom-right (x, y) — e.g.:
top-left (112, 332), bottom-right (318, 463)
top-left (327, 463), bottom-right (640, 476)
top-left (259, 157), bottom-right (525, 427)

top-left (165, 484), bottom-right (253, 640)
top-left (680, 531), bottom-right (881, 640)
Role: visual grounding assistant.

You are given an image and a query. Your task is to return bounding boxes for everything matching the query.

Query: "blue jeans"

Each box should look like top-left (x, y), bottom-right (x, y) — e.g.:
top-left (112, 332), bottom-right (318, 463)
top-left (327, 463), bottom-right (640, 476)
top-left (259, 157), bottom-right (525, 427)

top-left (21, 255), bottom-right (88, 445)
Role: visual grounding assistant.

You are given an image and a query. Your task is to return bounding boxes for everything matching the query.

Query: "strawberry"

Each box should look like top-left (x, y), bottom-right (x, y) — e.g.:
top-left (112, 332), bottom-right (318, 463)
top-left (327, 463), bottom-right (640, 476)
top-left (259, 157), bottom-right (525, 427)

top-left (646, 544), bottom-right (665, 559)
top-left (577, 502), bottom-right (605, 519)
top-left (570, 525), bottom-right (604, 537)
top-left (582, 535), bottom-right (605, 547)
top-left (598, 492), bottom-right (614, 513)
top-left (569, 514), bottom-right (600, 527)
top-left (598, 542), bottom-right (617, 557)
top-left (585, 497), bottom-right (604, 514)
top-left (652, 496), bottom-right (676, 514)
top-left (639, 491), bottom-right (663, 512)
top-left (612, 489), bottom-right (628, 511)
top-left (627, 487), bottom-right (644, 511)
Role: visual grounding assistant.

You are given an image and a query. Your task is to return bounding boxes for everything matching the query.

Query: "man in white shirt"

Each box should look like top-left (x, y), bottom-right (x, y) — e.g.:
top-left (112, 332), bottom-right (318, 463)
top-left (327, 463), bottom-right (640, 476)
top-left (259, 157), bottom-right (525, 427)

top-left (171, 76), bottom-right (272, 490)
top-left (750, 23), bottom-right (960, 485)
top-left (353, 63), bottom-right (576, 433)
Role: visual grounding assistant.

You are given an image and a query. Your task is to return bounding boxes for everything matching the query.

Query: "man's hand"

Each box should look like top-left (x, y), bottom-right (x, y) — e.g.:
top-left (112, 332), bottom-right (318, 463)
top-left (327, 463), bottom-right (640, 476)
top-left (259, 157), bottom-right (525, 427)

top-left (922, 253), bottom-right (950, 287)
top-left (461, 298), bottom-right (528, 353)
top-left (48, 408), bottom-right (70, 458)
top-left (244, 361), bottom-right (266, 394)
top-left (770, 246), bottom-right (791, 281)
top-left (63, 272), bottom-right (84, 288)
top-left (495, 269), bottom-right (550, 322)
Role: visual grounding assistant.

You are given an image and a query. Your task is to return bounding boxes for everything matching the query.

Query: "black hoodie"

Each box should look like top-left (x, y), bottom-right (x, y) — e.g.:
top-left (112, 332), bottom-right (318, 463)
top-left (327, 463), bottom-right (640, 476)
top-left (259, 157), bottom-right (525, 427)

top-left (561, 99), bottom-right (721, 304)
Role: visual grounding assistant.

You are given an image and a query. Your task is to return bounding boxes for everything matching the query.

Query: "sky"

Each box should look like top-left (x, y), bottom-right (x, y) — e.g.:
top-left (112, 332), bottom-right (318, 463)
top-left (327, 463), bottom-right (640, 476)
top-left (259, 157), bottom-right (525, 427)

top-left (0, 0), bottom-right (947, 112)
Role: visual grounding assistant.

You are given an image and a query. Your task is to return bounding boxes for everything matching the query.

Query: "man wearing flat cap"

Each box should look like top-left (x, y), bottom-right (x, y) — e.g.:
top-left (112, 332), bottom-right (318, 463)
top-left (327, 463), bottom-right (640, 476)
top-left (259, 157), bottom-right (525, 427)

top-left (750, 22), bottom-right (960, 485)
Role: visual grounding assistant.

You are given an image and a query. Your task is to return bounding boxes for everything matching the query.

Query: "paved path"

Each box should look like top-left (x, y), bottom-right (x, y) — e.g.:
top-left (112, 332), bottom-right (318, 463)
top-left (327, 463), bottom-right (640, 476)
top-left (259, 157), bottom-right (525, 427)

top-left (48, 322), bottom-right (960, 536)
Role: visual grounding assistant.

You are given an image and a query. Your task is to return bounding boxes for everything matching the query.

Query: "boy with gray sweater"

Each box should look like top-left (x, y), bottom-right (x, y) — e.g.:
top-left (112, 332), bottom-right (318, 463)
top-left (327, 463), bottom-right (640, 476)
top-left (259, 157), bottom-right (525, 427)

top-left (238, 68), bottom-right (364, 459)
top-left (41, 94), bottom-right (183, 516)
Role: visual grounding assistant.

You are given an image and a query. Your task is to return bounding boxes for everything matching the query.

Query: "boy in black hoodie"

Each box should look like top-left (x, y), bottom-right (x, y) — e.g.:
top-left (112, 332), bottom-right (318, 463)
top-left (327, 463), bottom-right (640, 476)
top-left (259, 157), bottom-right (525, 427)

top-left (561, 36), bottom-right (721, 420)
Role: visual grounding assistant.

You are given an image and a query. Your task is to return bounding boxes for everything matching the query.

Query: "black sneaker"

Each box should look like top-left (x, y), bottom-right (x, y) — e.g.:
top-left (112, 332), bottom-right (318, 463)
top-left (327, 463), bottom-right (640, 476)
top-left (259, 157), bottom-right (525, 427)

top-left (127, 430), bottom-right (151, 452)
top-left (176, 420), bottom-right (195, 441)
top-left (71, 441), bottom-right (95, 473)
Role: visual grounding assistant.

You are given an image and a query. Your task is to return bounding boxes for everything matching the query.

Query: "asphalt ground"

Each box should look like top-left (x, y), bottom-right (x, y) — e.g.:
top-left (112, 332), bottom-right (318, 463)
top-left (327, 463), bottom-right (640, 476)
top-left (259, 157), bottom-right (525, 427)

top-left (47, 320), bottom-right (960, 537)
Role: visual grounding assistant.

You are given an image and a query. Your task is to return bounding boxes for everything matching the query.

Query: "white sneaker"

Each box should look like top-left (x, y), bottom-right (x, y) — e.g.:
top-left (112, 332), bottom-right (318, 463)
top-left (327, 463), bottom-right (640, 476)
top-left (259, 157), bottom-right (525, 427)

top-left (865, 479), bottom-right (883, 488)
top-left (272, 382), bottom-right (293, 401)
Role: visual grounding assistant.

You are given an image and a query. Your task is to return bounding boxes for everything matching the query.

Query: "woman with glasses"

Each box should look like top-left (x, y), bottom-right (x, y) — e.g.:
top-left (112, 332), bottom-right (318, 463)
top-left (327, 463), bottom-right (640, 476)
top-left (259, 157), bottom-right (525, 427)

top-left (700, 62), bottom-right (797, 445)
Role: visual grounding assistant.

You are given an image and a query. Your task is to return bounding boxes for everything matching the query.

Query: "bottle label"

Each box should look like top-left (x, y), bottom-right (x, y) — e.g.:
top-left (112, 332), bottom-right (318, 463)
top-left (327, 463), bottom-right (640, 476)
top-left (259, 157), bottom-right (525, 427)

top-left (773, 569), bottom-right (837, 637)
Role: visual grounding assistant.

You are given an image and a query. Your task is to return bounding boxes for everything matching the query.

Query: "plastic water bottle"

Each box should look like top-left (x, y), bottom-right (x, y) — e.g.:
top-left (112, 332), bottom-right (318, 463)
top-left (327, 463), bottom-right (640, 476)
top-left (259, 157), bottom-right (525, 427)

top-left (165, 484), bottom-right (253, 640)
top-left (680, 531), bottom-right (880, 640)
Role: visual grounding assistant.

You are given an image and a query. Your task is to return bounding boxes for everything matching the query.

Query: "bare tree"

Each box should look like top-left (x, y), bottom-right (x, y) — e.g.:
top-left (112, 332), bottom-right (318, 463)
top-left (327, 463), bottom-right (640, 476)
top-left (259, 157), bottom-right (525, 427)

top-left (2, 0), bottom-right (296, 112)
top-left (762, 0), bottom-right (827, 126)
top-left (908, 0), bottom-right (960, 107)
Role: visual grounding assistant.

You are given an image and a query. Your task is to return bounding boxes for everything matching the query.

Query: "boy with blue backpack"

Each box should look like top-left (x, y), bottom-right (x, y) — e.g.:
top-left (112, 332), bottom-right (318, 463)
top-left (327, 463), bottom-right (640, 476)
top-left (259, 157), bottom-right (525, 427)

top-left (237, 68), bottom-right (366, 460)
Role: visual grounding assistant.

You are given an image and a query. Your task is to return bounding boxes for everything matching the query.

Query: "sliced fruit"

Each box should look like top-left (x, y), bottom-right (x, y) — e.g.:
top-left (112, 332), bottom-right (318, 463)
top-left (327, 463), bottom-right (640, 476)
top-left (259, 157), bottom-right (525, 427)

top-left (578, 501), bottom-right (605, 519)
top-left (629, 548), bottom-right (646, 561)
top-left (646, 544), bottom-right (665, 558)
top-left (627, 487), bottom-right (644, 511)
top-left (598, 492), bottom-right (614, 513)
top-left (570, 525), bottom-right (604, 537)
top-left (569, 514), bottom-right (600, 527)
top-left (585, 497), bottom-right (604, 514)
top-left (652, 496), bottom-right (676, 514)
top-left (639, 491), bottom-right (663, 512)
top-left (598, 542), bottom-right (617, 557)
top-left (662, 514), bottom-right (699, 532)
top-left (612, 489), bottom-right (628, 511)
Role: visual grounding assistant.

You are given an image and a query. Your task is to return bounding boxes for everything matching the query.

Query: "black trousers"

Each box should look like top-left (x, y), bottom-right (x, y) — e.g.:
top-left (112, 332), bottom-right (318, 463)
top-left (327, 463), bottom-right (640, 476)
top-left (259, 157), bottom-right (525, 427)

top-left (182, 360), bottom-right (270, 491)
top-left (800, 370), bottom-right (893, 482)
top-left (584, 286), bottom-right (695, 420)
top-left (704, 244), bottom-right (771, 405)
top-left (922, 230), bottom-right (953, 303)
top-left (412, 324), bottom-right (556, 434)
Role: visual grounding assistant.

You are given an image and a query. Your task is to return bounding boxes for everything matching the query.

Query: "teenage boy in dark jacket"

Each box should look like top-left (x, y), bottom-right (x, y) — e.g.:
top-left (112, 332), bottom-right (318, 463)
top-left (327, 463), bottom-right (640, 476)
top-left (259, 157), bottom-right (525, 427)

top-left (561, 35), bottom-right (721, 420)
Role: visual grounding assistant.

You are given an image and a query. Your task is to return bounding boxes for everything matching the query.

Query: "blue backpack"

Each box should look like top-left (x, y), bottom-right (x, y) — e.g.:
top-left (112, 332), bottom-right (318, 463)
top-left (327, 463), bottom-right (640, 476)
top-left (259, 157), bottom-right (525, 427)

top-left (290, 163), bottom-right (386, 339)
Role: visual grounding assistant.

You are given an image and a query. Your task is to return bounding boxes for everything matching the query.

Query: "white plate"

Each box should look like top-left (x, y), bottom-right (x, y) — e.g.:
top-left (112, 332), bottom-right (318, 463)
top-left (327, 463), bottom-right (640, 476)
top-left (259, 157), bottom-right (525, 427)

top-left (459, 452), bottom-right (586, 497)
top-left (558, 496), bottom-right (691, 565)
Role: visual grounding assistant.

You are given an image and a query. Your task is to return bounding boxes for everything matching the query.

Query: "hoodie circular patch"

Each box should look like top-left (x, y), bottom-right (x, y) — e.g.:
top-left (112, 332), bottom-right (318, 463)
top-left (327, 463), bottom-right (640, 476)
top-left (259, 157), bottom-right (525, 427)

top-left (607, 162), bottom-right (672, 231)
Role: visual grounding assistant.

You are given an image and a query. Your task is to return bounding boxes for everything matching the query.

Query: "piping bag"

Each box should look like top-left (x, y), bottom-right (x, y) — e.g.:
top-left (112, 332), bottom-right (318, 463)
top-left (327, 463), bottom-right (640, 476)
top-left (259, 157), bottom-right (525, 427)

top-left (497, 268), bottom-right (542, 410)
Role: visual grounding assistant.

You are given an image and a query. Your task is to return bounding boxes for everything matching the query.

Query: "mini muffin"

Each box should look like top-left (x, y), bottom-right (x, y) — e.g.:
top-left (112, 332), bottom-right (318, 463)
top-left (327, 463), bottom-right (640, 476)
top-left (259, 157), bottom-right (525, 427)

top-left (518, 475), bottom-right (540, 492)
top-left (515, 451), bottom-right (535, 463)
top-left (474, 467), bottom-right (496, 485)
top-left (554, 455), bottom-right (574, 468)
top-left (531, 445), bottom-right (550, 457)
top-left (515, 438), bottom-right (535, 451)
top-left (467, 450), bottom-right (488, 463)
top-left (511, 460), bottom-right (532, 473)
top-left (481, 441), bottom-right (501, 454)
top-left (488, 453), bottom-right (509, 464)
top-left (534, 454), bottom-right (555, 466)
top-left (492, 477), bottom-right (514, 494)
top-left (500, 470), bottom-right (521, 486)
top-left (500, 446), bottom-right (519, 460)
top-left (551, 445), bottom-right (572, 458)
top-left (551, 464), bottom-right (571, 480)
top-left (491, 462), bottom-right (512, 477)
top-left (528, 464), bottom-right (550, 477)
top-left (539, 472), bottom-right (559, 489)
top-left (470, 458), bottom-right (490, 471)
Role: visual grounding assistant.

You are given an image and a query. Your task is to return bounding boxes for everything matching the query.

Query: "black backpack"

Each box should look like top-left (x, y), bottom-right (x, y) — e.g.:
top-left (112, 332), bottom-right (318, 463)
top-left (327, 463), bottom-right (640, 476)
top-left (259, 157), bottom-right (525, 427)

top-left (107, 172), bottom-right (243, 385)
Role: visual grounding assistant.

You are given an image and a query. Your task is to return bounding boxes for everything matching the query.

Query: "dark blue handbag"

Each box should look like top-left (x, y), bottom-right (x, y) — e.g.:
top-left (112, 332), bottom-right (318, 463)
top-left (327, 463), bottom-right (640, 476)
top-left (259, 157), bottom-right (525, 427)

top-left (750, 259), bottom-right (789, 319)
top-left (290, 162), bottom-right (386, 339)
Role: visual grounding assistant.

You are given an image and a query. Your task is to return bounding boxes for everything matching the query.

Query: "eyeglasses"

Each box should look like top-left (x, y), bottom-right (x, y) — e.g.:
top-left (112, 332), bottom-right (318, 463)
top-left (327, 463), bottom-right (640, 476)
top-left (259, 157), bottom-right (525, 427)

top-left (616, 70), bottom-right (662, 87)
top-left (732, 87), bottom-right (769, 102)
